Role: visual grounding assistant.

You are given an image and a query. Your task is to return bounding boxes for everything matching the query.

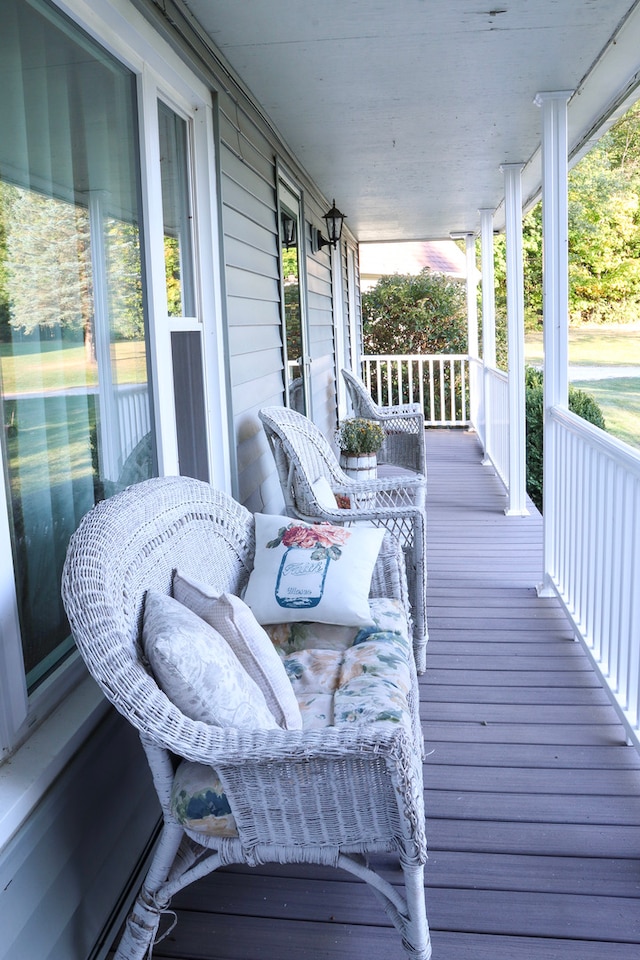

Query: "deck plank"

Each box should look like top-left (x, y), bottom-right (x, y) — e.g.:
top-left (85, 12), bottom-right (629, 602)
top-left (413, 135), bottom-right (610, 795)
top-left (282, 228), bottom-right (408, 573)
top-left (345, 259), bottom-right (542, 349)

top-left (120, 428), bottom-right (640, 960)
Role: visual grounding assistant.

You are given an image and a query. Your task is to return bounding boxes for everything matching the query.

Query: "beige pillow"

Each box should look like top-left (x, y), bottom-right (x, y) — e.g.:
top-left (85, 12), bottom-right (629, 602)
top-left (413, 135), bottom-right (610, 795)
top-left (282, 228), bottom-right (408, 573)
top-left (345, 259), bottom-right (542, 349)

top-left (173, 572), bottom-right (302, 730)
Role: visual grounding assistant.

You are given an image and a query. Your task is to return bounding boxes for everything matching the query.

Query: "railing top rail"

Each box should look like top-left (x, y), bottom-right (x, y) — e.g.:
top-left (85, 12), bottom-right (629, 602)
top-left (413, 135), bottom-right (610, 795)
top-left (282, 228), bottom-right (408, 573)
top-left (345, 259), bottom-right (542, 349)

top-left (485, 366), bottom-right (508, 383)
top-left (363, 353), bottom-right (470, 362)
top-left (551, 404), bottom-right (640, 476)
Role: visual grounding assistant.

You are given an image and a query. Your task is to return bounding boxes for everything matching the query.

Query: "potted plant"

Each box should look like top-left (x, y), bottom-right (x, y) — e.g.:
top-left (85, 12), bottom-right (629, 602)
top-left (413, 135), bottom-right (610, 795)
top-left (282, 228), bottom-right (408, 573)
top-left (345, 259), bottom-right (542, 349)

top-left (335, 417), bottom-right (385, 480)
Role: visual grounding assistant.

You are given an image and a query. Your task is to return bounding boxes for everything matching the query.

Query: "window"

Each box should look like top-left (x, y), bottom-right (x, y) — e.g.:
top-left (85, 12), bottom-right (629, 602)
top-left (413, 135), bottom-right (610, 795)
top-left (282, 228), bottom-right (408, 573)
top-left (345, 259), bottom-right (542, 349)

top-left (278, 177), bottom-right (310, 415)
top-left (0, 0), bottom-right (155, 700)
top-left (158, 101), bottom-right (196, 319)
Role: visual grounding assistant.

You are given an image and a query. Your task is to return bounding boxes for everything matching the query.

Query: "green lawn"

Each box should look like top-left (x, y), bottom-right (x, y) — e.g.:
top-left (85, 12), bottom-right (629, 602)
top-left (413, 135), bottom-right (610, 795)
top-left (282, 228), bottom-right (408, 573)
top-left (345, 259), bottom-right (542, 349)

top-left (0, 340), bottom-right (148, 394)
top-left (525, 324), bottom-right (640, 450)
top-left (571, 377), bottom-right (640, 451)
top-left (525, 323), bottom-right (640, 367)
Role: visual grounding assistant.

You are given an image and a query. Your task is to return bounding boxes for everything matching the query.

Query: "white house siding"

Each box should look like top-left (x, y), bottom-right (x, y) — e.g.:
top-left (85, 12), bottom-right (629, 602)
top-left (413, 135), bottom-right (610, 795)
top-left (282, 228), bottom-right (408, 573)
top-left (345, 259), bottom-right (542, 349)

top-left (345, 242), bottom-right (362, 377)
top-left (217, 95), bottom-right (285, 515)
top-left (305, 243), bottom-right (337, 435)
top-left (218, 90), bottom-right (344, 514)
top-left (0, 709), bottom-right (155, 960)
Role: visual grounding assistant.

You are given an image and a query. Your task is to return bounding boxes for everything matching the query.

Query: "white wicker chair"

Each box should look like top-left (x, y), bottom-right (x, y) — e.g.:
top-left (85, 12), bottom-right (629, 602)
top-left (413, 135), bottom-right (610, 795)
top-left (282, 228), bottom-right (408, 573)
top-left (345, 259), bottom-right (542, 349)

top-left (258, 405), bottom-right (428, 672)
top-left (61, 476), bottom-right (430, 960)
top-left (342, 368), bottom-right (426, 474)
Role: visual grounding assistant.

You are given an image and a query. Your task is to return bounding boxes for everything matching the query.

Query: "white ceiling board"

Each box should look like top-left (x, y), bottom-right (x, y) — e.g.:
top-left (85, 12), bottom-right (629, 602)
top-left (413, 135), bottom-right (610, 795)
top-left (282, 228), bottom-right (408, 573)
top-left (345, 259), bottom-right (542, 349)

top-left (184, 0), bottom-right (640, 240)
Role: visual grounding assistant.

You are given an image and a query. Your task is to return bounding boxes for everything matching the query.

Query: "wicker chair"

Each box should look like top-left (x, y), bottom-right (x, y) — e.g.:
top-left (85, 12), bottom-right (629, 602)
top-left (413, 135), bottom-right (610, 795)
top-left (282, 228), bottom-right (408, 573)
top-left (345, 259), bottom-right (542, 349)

top-left (61, 476), bottom-right (430, 960)
top-left (258, 405), bottom-right (428, 672)
top-left (342, 368), bottom-right (426, 474)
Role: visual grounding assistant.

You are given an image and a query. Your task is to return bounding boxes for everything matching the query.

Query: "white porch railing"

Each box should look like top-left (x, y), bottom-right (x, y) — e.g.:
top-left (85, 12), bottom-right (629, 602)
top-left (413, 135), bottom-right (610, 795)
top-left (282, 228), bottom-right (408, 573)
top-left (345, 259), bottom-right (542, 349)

top-left (116, 383), bottom-right (151, 466)
top-left (484, 366), bottom-right (510, 490)
top-left (546, 407), bottom-right (640, 746)
top-left (360, 354), bottom-right (640, 744)
top-left (362, 354), bottom-right (470, 426)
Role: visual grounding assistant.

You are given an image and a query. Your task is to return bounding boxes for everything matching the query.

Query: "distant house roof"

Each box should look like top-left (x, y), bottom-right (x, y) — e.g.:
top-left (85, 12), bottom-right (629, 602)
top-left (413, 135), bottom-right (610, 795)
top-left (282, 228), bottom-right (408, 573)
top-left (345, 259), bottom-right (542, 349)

top-left (359, 240), bottom-right (471, 290)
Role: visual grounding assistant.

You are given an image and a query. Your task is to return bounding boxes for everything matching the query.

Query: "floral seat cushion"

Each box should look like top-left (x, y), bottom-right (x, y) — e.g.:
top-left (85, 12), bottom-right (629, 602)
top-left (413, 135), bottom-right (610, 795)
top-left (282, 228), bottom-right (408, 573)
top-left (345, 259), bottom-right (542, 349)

top-left (169, 597), bottom-right (414, 838)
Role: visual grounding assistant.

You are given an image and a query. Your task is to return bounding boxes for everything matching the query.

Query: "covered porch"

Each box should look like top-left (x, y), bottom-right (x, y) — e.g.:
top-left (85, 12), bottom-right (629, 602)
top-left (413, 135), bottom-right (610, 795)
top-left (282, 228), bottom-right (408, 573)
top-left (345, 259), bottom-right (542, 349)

top-left (3, 3), bottom-right (640, 958)
top-left (120, 428), bottom-right (640, 960)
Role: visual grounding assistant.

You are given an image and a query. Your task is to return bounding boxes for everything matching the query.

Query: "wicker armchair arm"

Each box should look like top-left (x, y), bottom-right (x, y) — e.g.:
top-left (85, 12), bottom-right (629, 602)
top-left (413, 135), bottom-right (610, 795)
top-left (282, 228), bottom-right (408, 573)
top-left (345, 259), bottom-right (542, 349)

top-left (170, 720), bottom-right (408, 766)
top-left (300, 501), bottom-right (425, 527)
top-left (335, 473), bottom-right (425, 495)
top-left (375, 407), bottom-right (423, 424)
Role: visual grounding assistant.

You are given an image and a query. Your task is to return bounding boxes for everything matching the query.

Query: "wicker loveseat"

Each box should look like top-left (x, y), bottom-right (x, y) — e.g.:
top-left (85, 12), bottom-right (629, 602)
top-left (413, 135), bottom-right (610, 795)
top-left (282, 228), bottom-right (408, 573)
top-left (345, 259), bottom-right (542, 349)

top-left (61, 476), bottom-right (430, 960)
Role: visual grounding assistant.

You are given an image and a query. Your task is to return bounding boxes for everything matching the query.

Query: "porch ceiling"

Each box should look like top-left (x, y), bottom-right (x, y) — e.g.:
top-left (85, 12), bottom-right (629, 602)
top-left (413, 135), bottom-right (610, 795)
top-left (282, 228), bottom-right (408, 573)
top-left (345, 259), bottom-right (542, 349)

top-left (183, 0), bottom-right (640, 241)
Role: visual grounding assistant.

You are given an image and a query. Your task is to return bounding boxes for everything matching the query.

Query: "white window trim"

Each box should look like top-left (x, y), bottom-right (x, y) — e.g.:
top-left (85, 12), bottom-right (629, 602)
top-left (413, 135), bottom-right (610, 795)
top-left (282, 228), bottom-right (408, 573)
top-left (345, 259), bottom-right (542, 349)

top-left (0, 0), bottom-right (230, 844)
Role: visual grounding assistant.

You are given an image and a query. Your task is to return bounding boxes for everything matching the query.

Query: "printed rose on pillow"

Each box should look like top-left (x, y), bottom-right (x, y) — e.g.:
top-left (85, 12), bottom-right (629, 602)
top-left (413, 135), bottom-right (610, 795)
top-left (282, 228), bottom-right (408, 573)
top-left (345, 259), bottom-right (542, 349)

top-left (267, 521), bottom-right (350, 609)
top-left (244, 514), bottom-right (385, 626)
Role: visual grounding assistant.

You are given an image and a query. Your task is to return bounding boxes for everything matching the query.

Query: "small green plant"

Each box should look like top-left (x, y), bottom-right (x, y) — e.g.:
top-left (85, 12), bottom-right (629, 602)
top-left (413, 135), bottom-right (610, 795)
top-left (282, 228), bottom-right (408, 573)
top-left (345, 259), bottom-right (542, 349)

top-left (336, 417), bottom-right (385, 456)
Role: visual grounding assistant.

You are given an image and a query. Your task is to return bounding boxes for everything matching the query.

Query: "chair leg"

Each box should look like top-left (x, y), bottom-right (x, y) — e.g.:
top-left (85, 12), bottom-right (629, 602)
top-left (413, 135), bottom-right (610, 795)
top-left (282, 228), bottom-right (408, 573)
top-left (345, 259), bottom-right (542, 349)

top-left (114, 823), bottom-right (183, 960)
top-left (400, 862), bottom-right (431, 960)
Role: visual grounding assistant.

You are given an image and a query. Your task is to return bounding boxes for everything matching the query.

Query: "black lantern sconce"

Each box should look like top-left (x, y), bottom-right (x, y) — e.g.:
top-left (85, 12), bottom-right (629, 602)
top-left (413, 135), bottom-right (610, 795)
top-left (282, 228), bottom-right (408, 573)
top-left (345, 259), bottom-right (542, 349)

top-left (282, 214), bottom-right (296, 249)
top-left (322, 199), bottom-right (346, 248)
top-left (312, 199), bottom-right (346, 252)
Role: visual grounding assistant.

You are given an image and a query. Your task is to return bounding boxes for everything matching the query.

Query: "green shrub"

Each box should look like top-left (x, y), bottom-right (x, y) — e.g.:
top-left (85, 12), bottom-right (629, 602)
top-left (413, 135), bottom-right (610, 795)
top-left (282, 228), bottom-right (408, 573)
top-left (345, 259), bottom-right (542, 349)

top-left (568, 386), bottom-right (606, 430)
top-left (525, 367), bottom-right (606, 512)
top-left (362, 269), bottom-right (467, 355)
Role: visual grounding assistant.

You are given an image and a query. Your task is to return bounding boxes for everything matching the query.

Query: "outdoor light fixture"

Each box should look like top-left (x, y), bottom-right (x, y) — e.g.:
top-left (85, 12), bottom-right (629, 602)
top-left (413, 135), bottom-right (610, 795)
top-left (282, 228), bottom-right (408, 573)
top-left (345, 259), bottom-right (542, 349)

top-left (282, 214), bottom-right (296, 249)
top-left (322, 199), bottom-right (346, 248)
top-left (310, 200), bottom-right (346, 253)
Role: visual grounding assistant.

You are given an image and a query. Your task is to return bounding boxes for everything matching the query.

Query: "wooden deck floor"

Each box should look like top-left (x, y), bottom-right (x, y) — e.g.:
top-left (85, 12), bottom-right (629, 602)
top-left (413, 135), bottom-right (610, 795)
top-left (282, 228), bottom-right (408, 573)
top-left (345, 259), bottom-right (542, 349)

top-left (146, 429), bottom-right (640, 960)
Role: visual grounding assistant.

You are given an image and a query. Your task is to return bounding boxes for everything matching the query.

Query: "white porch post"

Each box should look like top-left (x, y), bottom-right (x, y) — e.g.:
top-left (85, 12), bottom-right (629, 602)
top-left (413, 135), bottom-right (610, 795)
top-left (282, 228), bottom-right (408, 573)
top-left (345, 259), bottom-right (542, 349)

top-left (479, 208), bottom-right (496, 463)
top-left (464, 232), bottom-right (481, 436)
top-left (501, 163), bottom-right (528, 516)
top-left (535, 91), bottom-right (572, 594)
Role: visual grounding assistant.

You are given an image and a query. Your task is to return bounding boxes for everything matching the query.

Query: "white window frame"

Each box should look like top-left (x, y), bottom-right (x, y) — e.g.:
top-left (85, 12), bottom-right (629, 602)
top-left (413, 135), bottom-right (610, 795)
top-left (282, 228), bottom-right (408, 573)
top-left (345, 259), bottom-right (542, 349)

top-left (0, 0), bottom-right (230, 844)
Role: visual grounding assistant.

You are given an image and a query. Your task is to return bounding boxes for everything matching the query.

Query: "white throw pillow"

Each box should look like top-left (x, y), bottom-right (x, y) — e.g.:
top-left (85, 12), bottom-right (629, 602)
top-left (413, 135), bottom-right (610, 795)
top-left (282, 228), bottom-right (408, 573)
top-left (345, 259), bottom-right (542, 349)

top-left (142, 591), bottom-right (277, 730)
top-left (243, 514), bottom-right (385, 627)
top-left (311, 476), bottom-right (339, 511)
top-left (173, 572), bottom-right (302, 731)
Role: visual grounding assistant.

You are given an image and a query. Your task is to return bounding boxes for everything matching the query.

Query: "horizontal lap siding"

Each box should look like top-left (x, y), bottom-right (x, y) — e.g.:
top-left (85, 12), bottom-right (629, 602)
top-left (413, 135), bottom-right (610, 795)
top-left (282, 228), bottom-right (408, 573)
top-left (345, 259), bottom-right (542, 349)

top-left (1, 711), bottom-right (156, 960)
top-left (219, 94), bottom-right (341, 510)
top-left (219, 93), bottom-right (284, 513)
top-left (305, 239), bottom-right (336, 437)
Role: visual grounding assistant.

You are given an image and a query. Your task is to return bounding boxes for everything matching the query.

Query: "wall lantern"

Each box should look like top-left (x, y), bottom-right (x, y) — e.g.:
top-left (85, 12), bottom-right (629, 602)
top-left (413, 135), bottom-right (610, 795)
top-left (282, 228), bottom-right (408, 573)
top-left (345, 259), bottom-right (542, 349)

top-left (310, 200), bottom-right (347, 253)
top-left (282, 214), bottom-right (296, 249)
top-left (322, 199), bottom-right (346, 248)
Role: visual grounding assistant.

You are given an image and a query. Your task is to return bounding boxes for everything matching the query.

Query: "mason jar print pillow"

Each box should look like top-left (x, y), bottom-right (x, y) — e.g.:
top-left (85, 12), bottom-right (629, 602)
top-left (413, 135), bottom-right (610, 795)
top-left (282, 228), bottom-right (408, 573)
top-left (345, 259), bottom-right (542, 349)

top-left (243, 514), bottom-right (385, 626)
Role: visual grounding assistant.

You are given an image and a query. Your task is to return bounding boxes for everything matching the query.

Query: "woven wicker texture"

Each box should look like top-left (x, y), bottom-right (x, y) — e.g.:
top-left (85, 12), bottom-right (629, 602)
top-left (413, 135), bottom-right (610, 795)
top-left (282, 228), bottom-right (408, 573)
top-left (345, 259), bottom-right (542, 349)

top-left (258, 405), bottom-right (428, 673)
top-left (61, 476), bottom-right (430, 960)
top-left (342, 368), bottom-right (426, 474)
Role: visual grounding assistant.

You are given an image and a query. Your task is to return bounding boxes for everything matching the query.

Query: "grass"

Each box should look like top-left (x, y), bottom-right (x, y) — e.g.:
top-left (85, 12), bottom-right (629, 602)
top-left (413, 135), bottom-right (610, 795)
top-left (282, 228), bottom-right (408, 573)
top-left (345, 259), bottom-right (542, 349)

top-left (0, 340), bottom-right (148, 394)
top-left (525, 322), bottom-right (640, 367)
top-left (525, 324), bottom-right (640, 450)
top-left (572, 377), bottom-right (640, 451)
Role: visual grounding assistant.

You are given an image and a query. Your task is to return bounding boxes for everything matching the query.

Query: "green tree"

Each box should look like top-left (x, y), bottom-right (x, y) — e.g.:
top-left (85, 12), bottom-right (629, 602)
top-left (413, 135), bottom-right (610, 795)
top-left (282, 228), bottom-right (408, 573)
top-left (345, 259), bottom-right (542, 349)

top-left (362, 269), bottom-right (467, 354)
top-left (498, 100), bottom-right (640, 332)
top-left (2, 183), bottom-right (93, 339)
top-left (568, 147), bottom-right (640, 324)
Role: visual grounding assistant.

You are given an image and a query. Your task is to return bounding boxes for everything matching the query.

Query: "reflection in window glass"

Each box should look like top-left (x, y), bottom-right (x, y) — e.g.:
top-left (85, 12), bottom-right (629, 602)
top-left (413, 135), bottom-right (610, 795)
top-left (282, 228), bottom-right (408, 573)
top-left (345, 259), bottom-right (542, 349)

top-left (281, 208), bottom-right (305, 414)
top-left (158, 102), bottom-right (196, 318)
top-left (0, 0), bottom-right (156, 690)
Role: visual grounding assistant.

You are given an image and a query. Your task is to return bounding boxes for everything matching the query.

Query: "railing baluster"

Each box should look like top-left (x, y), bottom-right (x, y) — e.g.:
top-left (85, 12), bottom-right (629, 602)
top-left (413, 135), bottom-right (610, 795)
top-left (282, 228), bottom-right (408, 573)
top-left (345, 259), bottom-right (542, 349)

top-left (547, 407), bottom-right (640, 746)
